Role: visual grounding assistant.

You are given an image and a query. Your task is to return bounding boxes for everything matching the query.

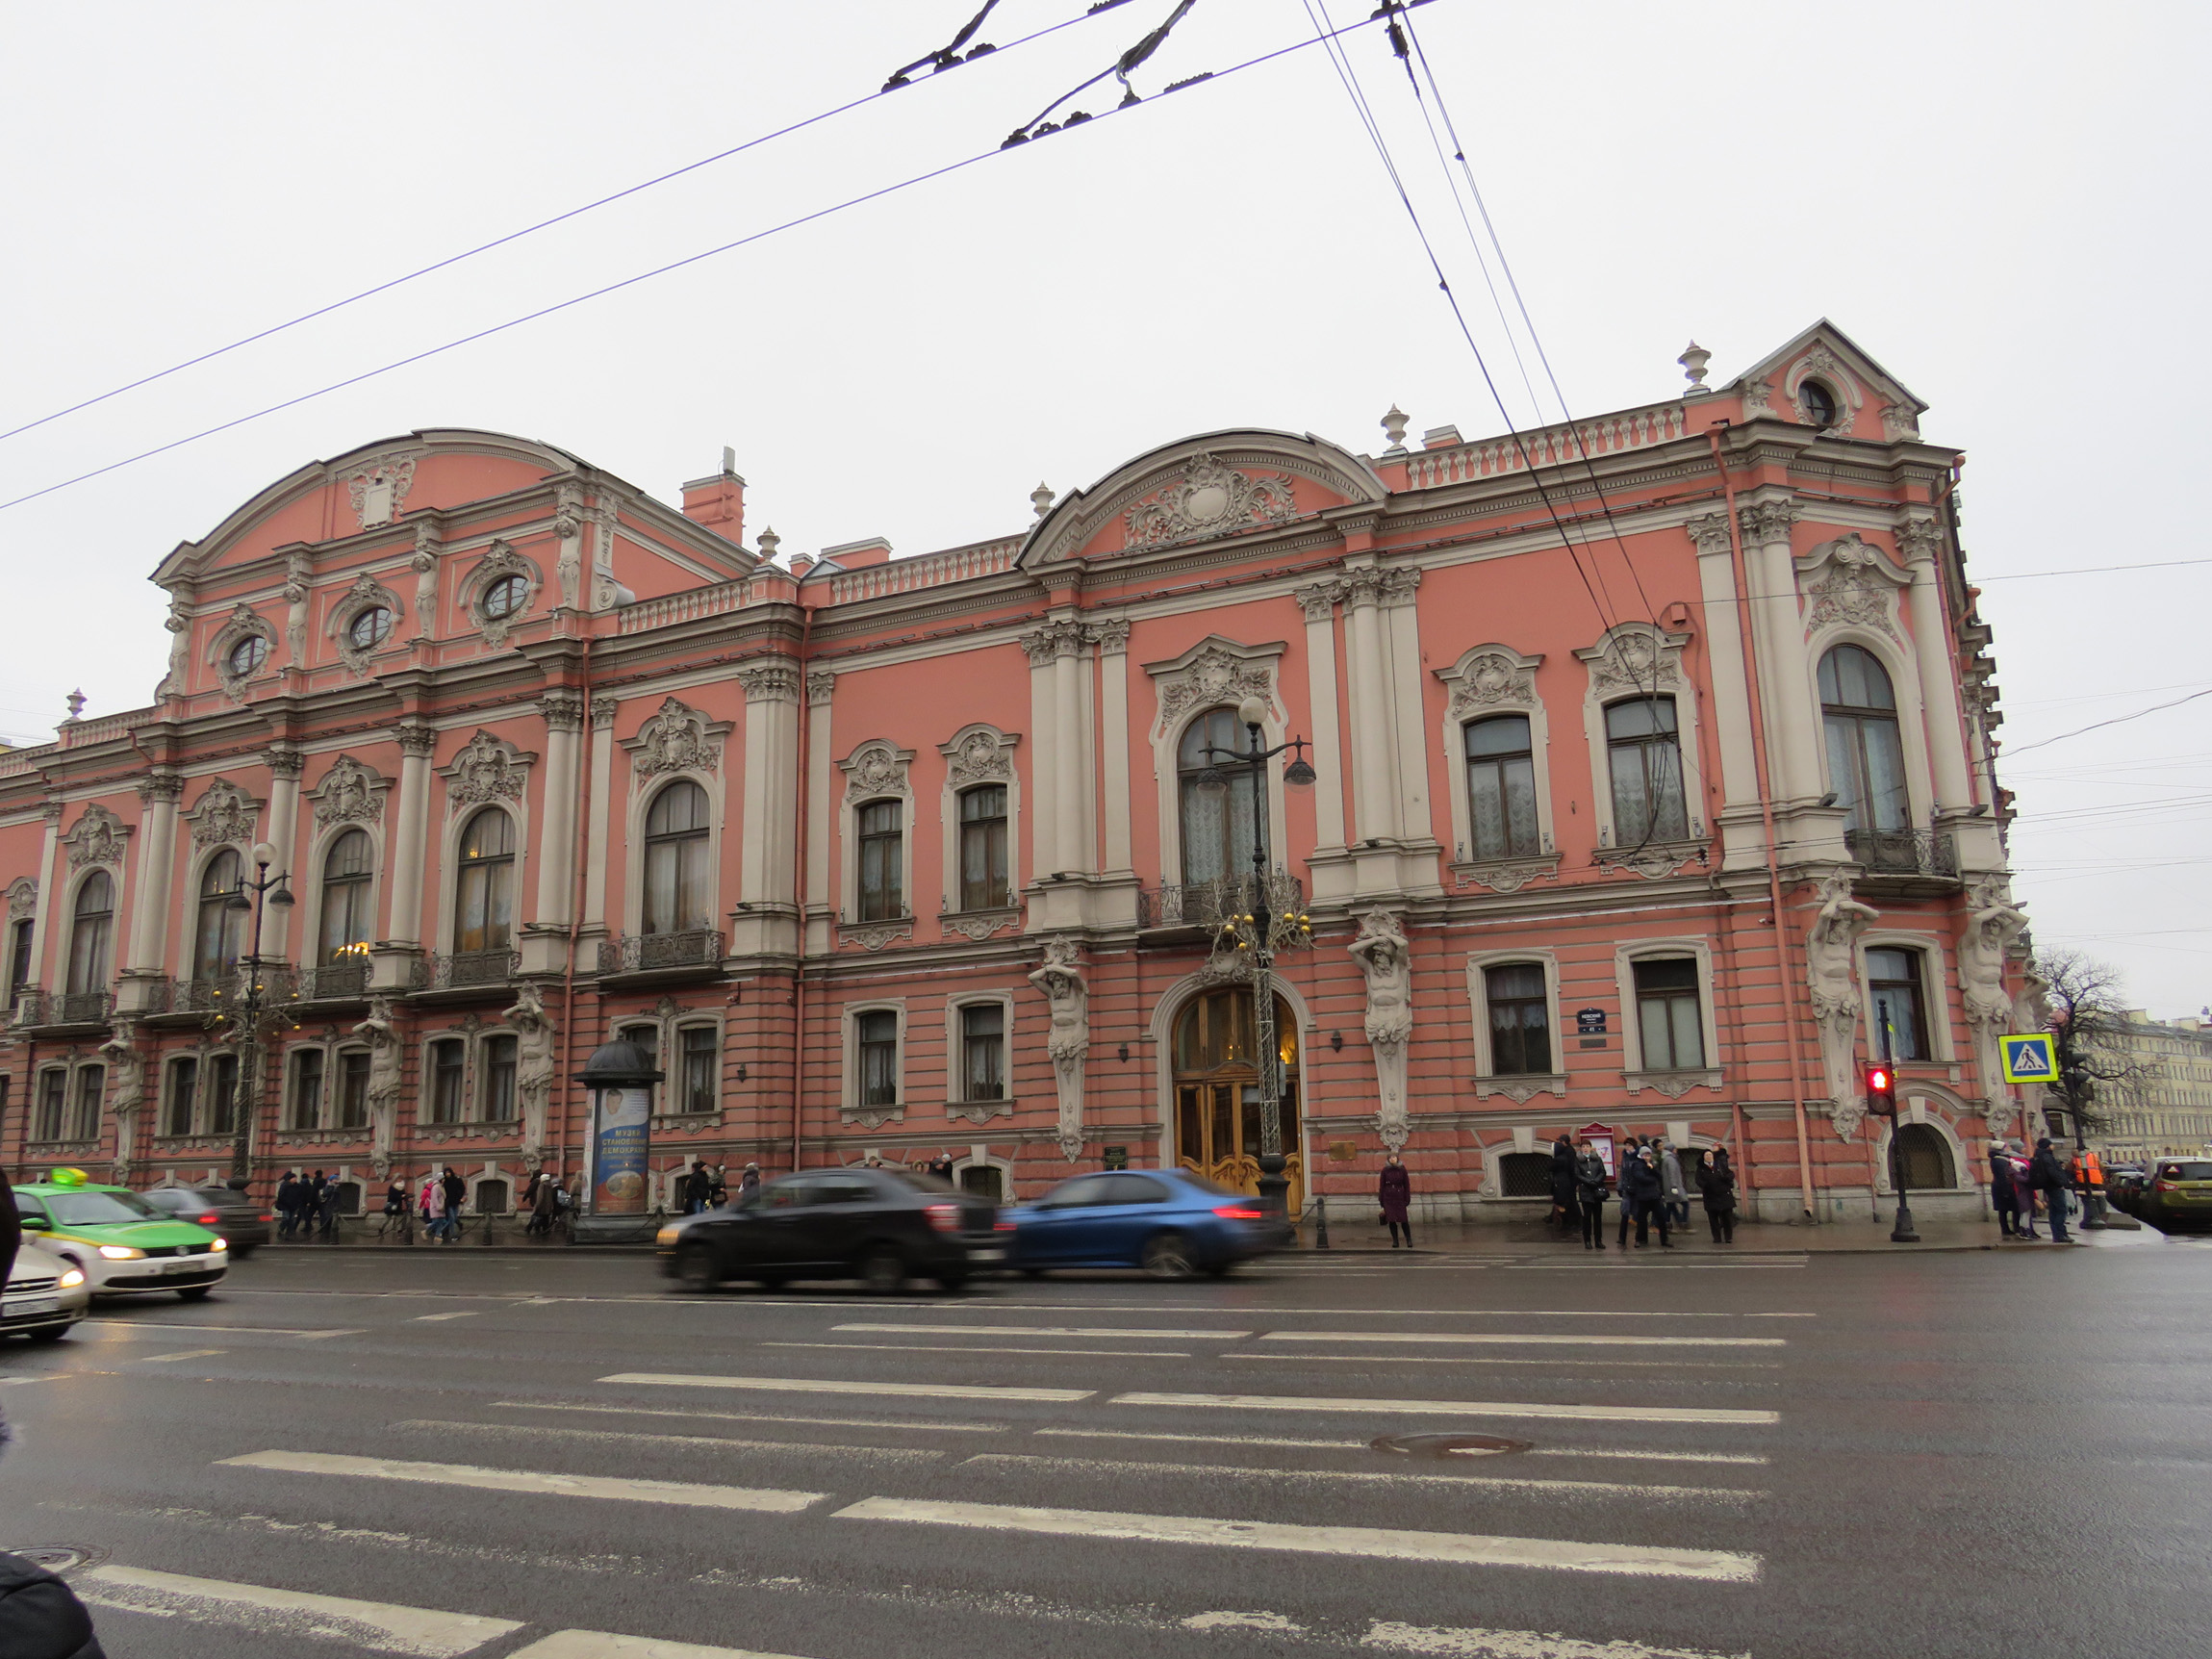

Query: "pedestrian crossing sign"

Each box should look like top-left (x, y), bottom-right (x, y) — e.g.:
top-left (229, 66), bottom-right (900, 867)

top-left (1999, 1034), bottom-right (2059, 1085)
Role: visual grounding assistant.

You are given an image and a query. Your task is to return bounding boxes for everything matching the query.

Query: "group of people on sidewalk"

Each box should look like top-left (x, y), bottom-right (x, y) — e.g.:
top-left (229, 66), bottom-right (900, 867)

top-left (1988, 1135), bottom-right (2080, 1243)
top-left (1552, 1134), bottom-right (1740, 1249)
top-left (273, 1169), bottom-right (342, 1239)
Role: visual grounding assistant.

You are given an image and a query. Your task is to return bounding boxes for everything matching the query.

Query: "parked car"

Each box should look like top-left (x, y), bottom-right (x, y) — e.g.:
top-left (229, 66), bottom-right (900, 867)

top-left (1004, 1168), bottom-right (1288, 1280)
top-left (3, 1240), bottom-right (90, 1342)
top-left (2138, 1159), bottom-right (2212, 1232)
top-left (12, 1169), bottom-right (229, 1299)
top-left (657, 1167), bottom-right (1004, 1293)
top-left (2104, 1165), bottom-right (2148, 1215)
top-left (140, 1184), bottom-right (272, 1255)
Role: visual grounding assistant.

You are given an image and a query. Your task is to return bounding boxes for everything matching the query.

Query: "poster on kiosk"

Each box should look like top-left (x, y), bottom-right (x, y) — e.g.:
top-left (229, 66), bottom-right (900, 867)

top-left (590, 1086), bottom-right (653, 1214)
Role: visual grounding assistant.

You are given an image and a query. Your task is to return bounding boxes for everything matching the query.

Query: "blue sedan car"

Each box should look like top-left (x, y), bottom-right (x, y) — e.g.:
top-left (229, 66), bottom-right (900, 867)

top-left (1004, 1168), bottom-right (1287, 1279)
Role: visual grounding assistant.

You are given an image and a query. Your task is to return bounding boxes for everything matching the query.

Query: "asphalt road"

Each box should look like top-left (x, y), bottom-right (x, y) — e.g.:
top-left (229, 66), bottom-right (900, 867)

top-left (2, 1238), bottom-right (2208, 1659)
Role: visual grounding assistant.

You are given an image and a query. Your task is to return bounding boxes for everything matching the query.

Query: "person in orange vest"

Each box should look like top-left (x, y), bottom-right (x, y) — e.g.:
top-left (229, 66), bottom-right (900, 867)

top-left (2073, 1145), bottom-right (2105, 1226)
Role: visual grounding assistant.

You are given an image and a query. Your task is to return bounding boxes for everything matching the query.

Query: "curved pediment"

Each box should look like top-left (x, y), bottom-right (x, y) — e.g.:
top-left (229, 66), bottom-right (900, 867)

top-left (1020, 429), bottom-right (1386, 568)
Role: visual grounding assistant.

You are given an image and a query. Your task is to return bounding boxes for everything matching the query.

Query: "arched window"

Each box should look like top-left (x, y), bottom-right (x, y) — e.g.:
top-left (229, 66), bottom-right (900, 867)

top-left (454, 808), bottom-right (516, 954)
top-left (1893, 1123), bottom-right (1955, 1189)
top-left (1178, 707), bottom-right (1259, 886)
top-left (855, 800), bottom-right (903, 922)
top-left (227, 635), bottom-right (269, 677)
top-left (1462, 715), bottom-right (1538, 860)
top-left (1604, 697), bottom-right (1689, 845)
top-left (1798, 379), bottom-right (1839, 427)
top-left (482, 574), bottom-right (528, 620)
top-left (347, 606), bottom-right (395, 652)
top-left (1819, 645), bottom-right (1908, 833)
top-left (642, 780), bottom-right (711, 934)
top-left (957, 784), bottom-right (1008, 911)
top-left (192, 850), bottom-right (246, 982)
top-left (66, 871), bottom-right (114, 996)
top-left (319, 830), bottom-right (374, 961)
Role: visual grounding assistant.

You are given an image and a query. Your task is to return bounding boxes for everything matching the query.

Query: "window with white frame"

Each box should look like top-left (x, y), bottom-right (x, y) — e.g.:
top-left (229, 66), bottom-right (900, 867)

top-left (193, 850), bottom-right (246, 983)
top-left (957, 785), bottom-right (1009, 910)
top-left (426, 1038), bottom-right (466, 1124)
top-left (618, 1022), bottom-right (660, 1072)
top-left (676, 1025), bottom-right (718, 1114)
top-left (856, 801), bottom-right (904, 921)
top-left (1605, 698), bottom-right (1690, 845)
top-left (1178, 707), bottom-right (1259, 885)
top-left (163, 1055), bottom-right (198, 1136)
top-left (481, 1034), bottom-right (519, 1121)
top-left (1483, 963), bottom-right (1553, 1075)
top-left (289, 1048), bottom-right (325, 1131)
top-left (1867, 946), bottom-right (1931, 1062)
top-left (67, 871), bottom-right (114, 997)
top-left (642, 780), bottom-right (712, 934)
top-left (959, 1002), bottom-right (1005, 1102)
top-left (319, 829), bottom-right (375, 960)
top-left (454, 808), bottom-right (517, 953)
top-left (207, 1052), bottom-right (239, 1134)
top-left (335, 1049), bottom-right (370, 1129)
top-left (856, 1009), bottom-right (900, 1108)
top-left (7, 916), bottom-right (33, 1008)
top-left (1463, 716), bottom-right (1539, 860)
top-left (33, 1068), bottom-right (66, 1141)
top-left (1633, 957), bottom-right (1705, 1071)
top-left (1819, 645), bottom-right (1909, 834)
top-left (67, 1064), bottom-right (104, 1142)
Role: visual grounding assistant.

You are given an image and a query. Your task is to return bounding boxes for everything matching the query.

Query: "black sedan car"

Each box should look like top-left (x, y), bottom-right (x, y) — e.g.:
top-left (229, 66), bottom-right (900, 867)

top-left (139, 1184), bottom-right (273, 1254)
top-left (658, 1167), bottom-right (1005, 1292)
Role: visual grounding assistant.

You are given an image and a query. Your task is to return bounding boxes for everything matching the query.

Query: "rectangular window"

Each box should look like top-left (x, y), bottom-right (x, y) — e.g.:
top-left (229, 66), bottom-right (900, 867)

top-left (164, 1057), bottom-right (198, 1137)
top-left (1463, 716), bottom-right (1539, 861)
top-left (958, 786), bottom-right (1009, 910)
top-left (6, 918), bottom-right (32, 1008)
top-left (290, 1048), bottom-right (325, 1131)
top-left (428, 1038), bottom-right (466, 1124)
top-left (1634, 957), bottom-right (1705, 1071)
top-left (1484, 963), bottom-right (1552, 1075)
top-left (620, 1024), bottom-right (660, 1071)
top-left (64, 1064), bottom-right (103, 1142)
top-left (207, 1053), bottom-right (239, 1135)
top-left (679, 1026), bottom-right (718, 1113)
top-left (856, 801), bottom-right (904, 922)
top-left (336, 1050), bottom-right (370, 1130)
top-left (482, 1034), bottom-right (519, 1121)
top-left (857, 1009), bottom-right (899, 1107)
top-left (1605, 698), bottom-right (1690, 846)
top-left (960, 1002), bottom-right (1005, 1101)
top-left (1867, 947), bottom-right (1930, 1062)
top-left (34, 1069), bottom-right (66, 1142)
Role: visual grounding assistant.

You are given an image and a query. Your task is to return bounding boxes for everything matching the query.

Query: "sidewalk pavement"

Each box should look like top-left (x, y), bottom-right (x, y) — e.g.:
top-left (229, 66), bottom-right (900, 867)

top-left (1292, 1209), bottom-right (2175, 1257)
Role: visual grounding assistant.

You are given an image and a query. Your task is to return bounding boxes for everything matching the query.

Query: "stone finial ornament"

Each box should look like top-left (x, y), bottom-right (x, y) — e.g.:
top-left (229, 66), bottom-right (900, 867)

top-left (1381, 406), bottom-right (1410, 453)
top-left (64, 689), bottom-right (86, 723)
top-left (1678, 342), bottom-right (1712, 396)
top-left (1030, 482), bottom-right (1055, 520)
top-left (757, 526), bottom-right (781, 563)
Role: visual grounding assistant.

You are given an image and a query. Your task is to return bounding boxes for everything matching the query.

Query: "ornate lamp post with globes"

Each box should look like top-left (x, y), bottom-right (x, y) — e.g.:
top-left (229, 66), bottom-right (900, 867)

top-left (220, 840), bottom-right (293, 1185)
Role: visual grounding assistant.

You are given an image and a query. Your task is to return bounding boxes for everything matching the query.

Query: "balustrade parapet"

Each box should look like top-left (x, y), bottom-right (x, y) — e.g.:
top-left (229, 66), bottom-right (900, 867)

top-left (595, 929), bottom-right (727, 977)
top-left (1845, 828), bottom-right (1959, 879)
top-left (413, 949), bottom-right (522, 991)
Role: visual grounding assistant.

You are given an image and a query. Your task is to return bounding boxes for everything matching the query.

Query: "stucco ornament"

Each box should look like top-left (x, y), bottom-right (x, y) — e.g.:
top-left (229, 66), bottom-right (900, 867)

top-left (353, 994), bottom-right (403, 1177)
top-left (343, 453), bottom-right (418, 527)
top-left (470, 540), bottom-right (535, 646)
top-left (1586, 627), bottom-right (1680, 696)
top-left (1125, 452), bottom-right (1296, 549)
top-left (631, 698), bottom-right (723, 779)
top-left (503, 982), bottom-right (559, 1171)
top-left (189, 779), bottom-right (259, 849)
top-left (98, 1025), bottom-right (146, 1122)
top-left (844, 741), bottom-right (907, 799)
top-left (1348, 909), bottom-right (1414, 1152)
top-left (1806, 870), bottom-right (1880, 1138)
top-left (943, 727), bottom-right (1013, 788)
top-left (1803, 536), bottom-right (1903, 642)
top-left (284, 554), bottom-right (312, 665)
top-left (6, 877), bottom-right (38, 922)
top-left (160, 593), bottom-right (192, 697)
top-left (313, 755), bottom-right (385, 828)
top-left (1960, 878), bottom-right (2030, 1128)
top-left (66, 804), bottom-right (128, 869)
top-left (331, 574), bottom-right (404, 675)
top-left (1153, 646), bottom-right (1275, 729)
top-left (1029, 936), bottom-right (1089, 1161)
top-left (552, 483), bottom-right (585, 607)
top-left (1447, 650), bottom-right (1537, 716)
top-left (445, 731), bottom-right (528, 806)
top-left (212, 603), bottom-right (276, 702)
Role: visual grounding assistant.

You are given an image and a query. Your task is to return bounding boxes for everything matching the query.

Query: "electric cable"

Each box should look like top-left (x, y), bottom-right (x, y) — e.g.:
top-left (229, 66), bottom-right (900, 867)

top-left (1004, 0), bottom-right (1203, 144)
top-left (0, 11), bottom-right (1393, 516)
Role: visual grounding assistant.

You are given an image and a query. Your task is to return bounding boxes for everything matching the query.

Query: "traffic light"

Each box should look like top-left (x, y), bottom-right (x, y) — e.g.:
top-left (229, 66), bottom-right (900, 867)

top-left (1864, 1061), bottom-right (1897, 1117)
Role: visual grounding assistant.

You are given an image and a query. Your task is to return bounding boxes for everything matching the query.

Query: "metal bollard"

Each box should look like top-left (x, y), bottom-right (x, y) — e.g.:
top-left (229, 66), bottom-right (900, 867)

top-left (1314, 1194), bottom-right (1331, 1250)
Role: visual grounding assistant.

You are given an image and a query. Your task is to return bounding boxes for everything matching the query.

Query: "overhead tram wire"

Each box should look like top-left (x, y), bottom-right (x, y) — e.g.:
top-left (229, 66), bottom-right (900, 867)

top-left (1003, 0), bottom-right (1204, 145)
top-left (0, 0), bottom-right (1132, 450)
top-left (0, 13), bottom-right (1394, 515)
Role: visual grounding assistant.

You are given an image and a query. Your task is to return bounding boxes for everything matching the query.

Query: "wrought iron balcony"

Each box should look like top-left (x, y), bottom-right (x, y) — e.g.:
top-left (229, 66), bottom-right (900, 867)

top-left (13, 989), bottom-right (114, 1030)
top-left (1845, 829), bottom-right (1959, 878)
top-left (597, 929), bottom-right (726, 977)
top-left (1138, 872), bottom-right (1307, 933)
top-left (414, 949), bottom-right (521, 991)
top-left (294, 959), bottom-right (372, 1003)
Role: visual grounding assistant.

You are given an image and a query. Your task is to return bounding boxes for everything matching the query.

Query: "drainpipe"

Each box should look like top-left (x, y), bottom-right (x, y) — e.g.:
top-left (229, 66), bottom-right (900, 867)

top-left (558, 633), bottom-right (595, 1185)
top-left (789, 597), bottom-right (814, 1177)
top-left (1707, 425), bottom-right (1818, 1221)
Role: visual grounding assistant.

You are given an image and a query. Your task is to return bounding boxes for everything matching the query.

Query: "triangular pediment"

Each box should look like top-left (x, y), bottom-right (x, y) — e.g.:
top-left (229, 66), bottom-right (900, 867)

top-left (1725, 320), bottom-right (1929, 442)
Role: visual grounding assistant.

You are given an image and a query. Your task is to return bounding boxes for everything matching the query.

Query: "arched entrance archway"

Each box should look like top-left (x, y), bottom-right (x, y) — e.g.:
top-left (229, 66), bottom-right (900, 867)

top-left (1171, 986), bottom-right (1303, 1211)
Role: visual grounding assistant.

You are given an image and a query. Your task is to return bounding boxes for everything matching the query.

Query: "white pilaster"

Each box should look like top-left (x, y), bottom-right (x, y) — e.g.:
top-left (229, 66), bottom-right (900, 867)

top-left (1899, 519), bottom-right (1972, 812)
top-left (1094, 621), bottom-right (1133, 875)
top-left (1344, 570), bottom-right (1397, 842)
top-left (25, 804), bottom-right (61, 993)
top-left (1382, 569), bottom-right (1431, 848)
top-left (529, 695), bottom-right (583, 940)
top-left (1023, 631), bottom-right (1060, 881)
top-left (1742, 500), bottom-right (1821, 804)
top-left (804, 671), bottom-right (835, 957)
top-left (385, 725), bottom-right (437, 948)
top-left (1295, 581), bottom-right (1349, 855)
top-left (263, 749), bottom-right (304, 958)
top-left (583, 698), bottom-right (618, 930)
top-left (127, 778), bottom-right (183, 976)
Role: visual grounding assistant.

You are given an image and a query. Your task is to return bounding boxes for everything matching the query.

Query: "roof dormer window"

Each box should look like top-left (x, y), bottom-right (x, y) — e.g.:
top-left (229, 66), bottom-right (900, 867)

top-left (1798, 380), bottom-right (1839, 427)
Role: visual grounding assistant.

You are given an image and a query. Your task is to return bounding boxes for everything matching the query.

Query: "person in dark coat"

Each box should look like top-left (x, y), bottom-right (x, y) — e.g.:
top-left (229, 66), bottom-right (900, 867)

top-left (1987, 1137), bottom-right (2019, 1237)
top-left (0, 1552), bottom-right (106, 1659)
top-left (681, 1160), bottom-right (713, 1214)
top-left (1573, 1139), bottom-right (1610, 1250)
top-left (1378, 1154), bottom-right (1412, 1248)
top-left (1547, 1135), bottom-right (1579, 1235)
top-left (2029, 1136), bottom-right (2073, 1243)
top-left (1698, 1147), bottom-right (1739, 1243)
top-left (1616, 1137), bottom-right (1646, 1247)
top-left (1, 1169), bottom-right (22, 1289)
top-left (440, 1167), bottom-right (467, 1236)
top-left (1623, 1143), bottom-right (1671, 1247)
top-left (274, 1171), bottom-right (301, 1239)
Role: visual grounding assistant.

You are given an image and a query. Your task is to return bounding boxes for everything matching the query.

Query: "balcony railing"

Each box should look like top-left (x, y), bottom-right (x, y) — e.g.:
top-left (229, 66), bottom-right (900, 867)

top-left (14, 989), bottom-right (114, 1029)
top-left (597, 929), bottom-right (726, 977)
top-left (414, 949), bottom-right (521, 991)
top-left (1138, 872), bottom-right (1306, 932)
top-left (294, 959), bottom-right (372, 1002)
top-left (1846, 829), bottom-right (1959, 878)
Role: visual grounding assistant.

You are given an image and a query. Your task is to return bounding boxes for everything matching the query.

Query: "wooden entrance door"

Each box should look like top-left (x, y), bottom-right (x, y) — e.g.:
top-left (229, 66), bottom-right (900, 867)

top-left (1174, 1079), bottom-right (1304, 1212)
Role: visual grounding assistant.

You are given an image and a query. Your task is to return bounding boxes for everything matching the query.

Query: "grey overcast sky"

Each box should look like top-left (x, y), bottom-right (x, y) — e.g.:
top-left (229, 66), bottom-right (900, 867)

top-left (1, 1), bottom-right (2204, 1013)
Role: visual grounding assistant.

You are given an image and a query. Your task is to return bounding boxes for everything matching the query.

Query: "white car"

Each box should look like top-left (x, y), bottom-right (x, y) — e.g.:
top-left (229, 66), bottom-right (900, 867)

top-left (3, 1239), bottom-right (91, 1342)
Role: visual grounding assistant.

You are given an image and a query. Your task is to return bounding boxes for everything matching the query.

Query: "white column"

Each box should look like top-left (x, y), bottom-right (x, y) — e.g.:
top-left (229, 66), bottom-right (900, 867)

top-left (804, 672), bottom-right (835, 956)
top-left (26, 803), bottom-right (62, 995)
top-left (1094, 622), bottom-right (1133, 874)
top-left (1295, 581), bottom-right (1349, 854)
top-left (1899, 520), bottom-right (1972, 811)
top-left (738, 667), bottom-right (801, 907)
top-left (1382, 569), bottom-right (1430, 845)
top-left (1343, 570), bottom-right (1398, 841)
top-left (263, 750), bottom-right (304, 958)
top-left (583, 698), bottom-right (619, 930)
top-left (1687, 516), bottom-right (1760, 812)
top-left (531, 694), bottom-right (583, 929)
top-left (386, 724), bottom-right (437, 947)
top-left (1022, 629), bottom-right (1059, 879)
top-left (126, 777), bottom-right (181, 976)
top-left (1053, 626), bottom-right (1087, 875)
top-left (1741, 500), bottom-right (1820, 804)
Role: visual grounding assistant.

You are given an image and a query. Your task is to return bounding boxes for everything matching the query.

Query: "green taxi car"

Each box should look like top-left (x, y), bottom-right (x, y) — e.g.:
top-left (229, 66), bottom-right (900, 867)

top-left (12, 1167), bottom-right (229, 1300)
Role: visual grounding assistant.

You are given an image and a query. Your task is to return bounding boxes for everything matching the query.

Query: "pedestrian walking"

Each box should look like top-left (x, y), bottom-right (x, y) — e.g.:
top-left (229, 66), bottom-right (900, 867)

top-left (928, 1151), bottom-right (955, 1185)
top-left (681, 1160), bottom-right (712, 1214)
top-left (1660, 1142), bottom-right (1691, 1230)
top-left (2029, 1136), bottom-right (2073, 1243)
top-left (1698, 1147), bottom-right (1739, 1243)
top-left (274, 1171), bottom-right (301, 1240)
top-left (1378, 1153), bottom-right (1413, 1248)
top-left (529, 1170), bottom-right (561, 1236)
top-left (1988, 1137), bottom-right (2020, 1237)
top-left (708, 1163), bottom-right (729, 1208)
top-left (1625, 1143), bottom-right (1672, 1247)
top-left (2004, 1140), bottom-right (2042, 1238)
top-left (521, 1169), bottom-right (545, 1216)
top-left (440, 1166), bottom-right (467, 1240)
top-left (1573, 1138), bottom-right (1610, 1250)
top-left (1616, 1137), bottom-right (1646, 1247)
top-left (1547, 1135), bottom-right (1579, 1236)
top-left (422, 1173), bottom-right (451, 1242)
top-left (740, 1161), bottom-right (761, 1199)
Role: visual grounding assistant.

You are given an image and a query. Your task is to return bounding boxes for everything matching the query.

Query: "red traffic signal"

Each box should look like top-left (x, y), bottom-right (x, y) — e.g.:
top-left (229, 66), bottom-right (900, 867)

top-left (1864, 1062), bottom-right (1897, 1116)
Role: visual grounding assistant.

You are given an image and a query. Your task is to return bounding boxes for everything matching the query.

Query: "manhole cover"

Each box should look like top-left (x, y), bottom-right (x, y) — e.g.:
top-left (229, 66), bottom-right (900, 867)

top-left (1371, 1432), bottom-right (1533, 1459)
top-left (5, 1544), bottom-right (108, 1576)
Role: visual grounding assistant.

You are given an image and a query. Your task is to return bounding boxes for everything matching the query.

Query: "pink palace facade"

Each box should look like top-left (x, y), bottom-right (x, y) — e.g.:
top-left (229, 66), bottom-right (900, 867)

top-left (0, 321), bottom-right (2037, 1224)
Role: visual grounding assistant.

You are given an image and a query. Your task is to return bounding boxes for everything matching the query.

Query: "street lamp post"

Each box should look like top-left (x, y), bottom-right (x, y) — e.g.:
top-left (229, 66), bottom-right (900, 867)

top-left (1880, 1008), bottom-right (1920, 1244)
top-left (1200, 695), bottom-right (1315, 1223)
top-left (224, 841), bottom-right (294, 1186)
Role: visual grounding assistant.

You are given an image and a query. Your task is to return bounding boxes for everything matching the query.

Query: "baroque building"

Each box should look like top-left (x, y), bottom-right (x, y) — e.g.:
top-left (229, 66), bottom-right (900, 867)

top-left (0, 322), bottom-right (2032, 1222)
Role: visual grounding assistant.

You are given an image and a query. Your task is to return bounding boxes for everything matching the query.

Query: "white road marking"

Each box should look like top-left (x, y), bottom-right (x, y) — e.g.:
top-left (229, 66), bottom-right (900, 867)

top-left (764, 1340), bottom-right (1195, 1360)
top-left (835, 1496), bottom-right (1761, 1580)
top-left (1364, 1621), bottom-right (1751, 1657)
top-left (1258, 1332), bottom-right (1785, 1349)
top-left (412, 1311), bottom-right (483, 1321)
top-left (138, 1349), bottom-right (227, 1363)
top-left (508, 1633), bottom-right (817, 1658)
top-left (1035, 1427), bottom-right (1369, 1451)
top-left (217, 1451), bottom-right (826, 1512)
top-left (1532, 1448), bottom-right (1770, 1468)
top-left (76, 1565), bottom-right (522, 1656)
top-left (1185, 1611), bottom-right (1306, 1631)
top-left (1110, 1391), bottom-right (1780, 1426)
top-left (1225, 1353), bottom-right (1781, 1371)
top-left (80, 1320), bottom-right (366, 1338)
top-left (601, 1372), bottom-right (1093, 1403)
top-left (0, 1375), bottom-right (51, 1386)
top-left (833, 1322), bottom-right (1252, 1340)
top-left (960, 1452), bottom-right (1763, 1502)
top-left (492, 1400), bottom-right (1008, 1435)
top-left (394, 1419), bottom-right (944, 1464)
top-left (1512, 1262), bottom-right (1804, 1271)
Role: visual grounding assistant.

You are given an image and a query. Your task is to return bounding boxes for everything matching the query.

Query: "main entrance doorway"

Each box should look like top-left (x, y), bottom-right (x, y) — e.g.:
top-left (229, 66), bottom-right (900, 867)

top-left (1172, 987), bottom-right (1303, 1212)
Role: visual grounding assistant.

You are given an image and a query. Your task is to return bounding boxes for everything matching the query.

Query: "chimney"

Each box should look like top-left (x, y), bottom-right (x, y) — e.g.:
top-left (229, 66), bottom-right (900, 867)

top-left (681, 448), bottom-right (746, 541)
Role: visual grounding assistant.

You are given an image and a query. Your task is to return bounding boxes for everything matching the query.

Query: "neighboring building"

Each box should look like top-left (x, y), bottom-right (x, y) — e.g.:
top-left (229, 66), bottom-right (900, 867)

top-left (2085, 1010), bottom-right (2212, 1162)
top-left (0, 322), bottom-right (2032, 1221)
